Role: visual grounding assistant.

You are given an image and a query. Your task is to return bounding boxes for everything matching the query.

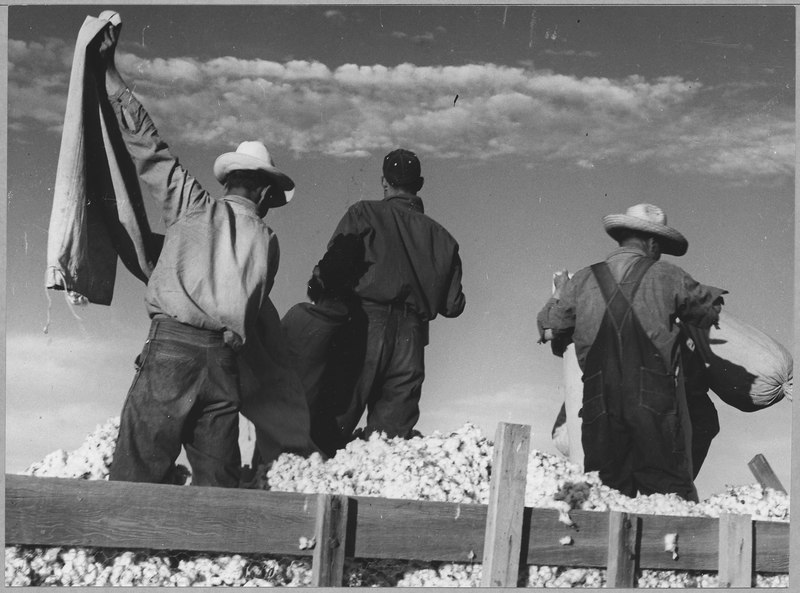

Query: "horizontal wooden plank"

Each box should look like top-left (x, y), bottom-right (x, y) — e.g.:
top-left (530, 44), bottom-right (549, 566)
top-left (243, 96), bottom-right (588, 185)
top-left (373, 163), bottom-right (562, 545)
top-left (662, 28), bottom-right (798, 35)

top-left (6, 475), bottom-right (790, 575)
top-left (6, 475), bottom-right (318, 555)
top-left (525, 509), bottom-right (609, 567)
top-left (349, 496), bottom-right (487, 562)
top-left (636, 514), bottom-right (719, 570)
top-left (522, 510), bottom-right (789, 573)
top-left (636, 513), bottom-right (789, 573)
top-left (753, 519), bottom-right (791, 573)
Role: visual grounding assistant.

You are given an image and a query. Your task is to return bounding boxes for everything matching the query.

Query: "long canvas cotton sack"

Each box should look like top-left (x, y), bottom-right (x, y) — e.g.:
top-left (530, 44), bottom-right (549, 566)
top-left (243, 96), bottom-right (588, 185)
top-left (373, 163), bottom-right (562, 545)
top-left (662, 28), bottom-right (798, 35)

top-left (46, 12), bottom-right (161, 305)
top-left (684, 311), bottom-right (793, 412)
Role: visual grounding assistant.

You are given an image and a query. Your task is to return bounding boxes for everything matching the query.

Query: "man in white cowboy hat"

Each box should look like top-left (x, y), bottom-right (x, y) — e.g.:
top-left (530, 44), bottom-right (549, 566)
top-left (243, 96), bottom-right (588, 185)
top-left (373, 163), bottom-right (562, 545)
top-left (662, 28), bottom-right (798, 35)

top-left (538, 203), bottom-right (726, 502)
top-left (97, 21), bottom-right (309, 486)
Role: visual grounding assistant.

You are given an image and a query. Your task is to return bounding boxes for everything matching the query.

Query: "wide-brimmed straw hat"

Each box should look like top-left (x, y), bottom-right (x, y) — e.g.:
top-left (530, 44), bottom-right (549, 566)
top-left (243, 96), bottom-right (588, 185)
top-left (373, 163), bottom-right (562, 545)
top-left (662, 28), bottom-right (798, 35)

top-left (602, 203), bottom-right (688, 256)
top-left (213, 141), bottom-right (295, 206)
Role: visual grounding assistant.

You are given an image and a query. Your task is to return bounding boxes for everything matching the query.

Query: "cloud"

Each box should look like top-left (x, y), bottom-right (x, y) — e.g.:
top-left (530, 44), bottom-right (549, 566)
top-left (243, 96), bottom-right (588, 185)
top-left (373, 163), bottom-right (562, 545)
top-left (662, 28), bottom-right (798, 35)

top-left (391, 30), bottom-right (436, 44)
top-left (542, 49), bottom-right (601, 58)
top-left (323, 9), bottom-right (346, 23)
top-left (8, 39), bottom-right (793, 182)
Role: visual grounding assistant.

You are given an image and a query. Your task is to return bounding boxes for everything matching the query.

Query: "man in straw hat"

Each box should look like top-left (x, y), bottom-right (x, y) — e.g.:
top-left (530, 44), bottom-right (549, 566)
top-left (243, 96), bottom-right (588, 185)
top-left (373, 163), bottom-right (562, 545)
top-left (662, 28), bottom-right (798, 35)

top-left (293, 148), bottom-right (466, 456)
top-left (97, 20), bottom-right (306, 486)
top-left (538, 204), bottom-right (726, 501)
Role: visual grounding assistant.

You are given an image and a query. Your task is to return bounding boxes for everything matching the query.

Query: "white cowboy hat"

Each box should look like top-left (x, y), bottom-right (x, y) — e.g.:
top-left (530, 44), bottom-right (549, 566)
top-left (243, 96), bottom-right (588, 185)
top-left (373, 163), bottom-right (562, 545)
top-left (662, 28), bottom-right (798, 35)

top-left (213, 141), bottom-right (295, 205)
top-left (602, 203), bottom-right (688, 256)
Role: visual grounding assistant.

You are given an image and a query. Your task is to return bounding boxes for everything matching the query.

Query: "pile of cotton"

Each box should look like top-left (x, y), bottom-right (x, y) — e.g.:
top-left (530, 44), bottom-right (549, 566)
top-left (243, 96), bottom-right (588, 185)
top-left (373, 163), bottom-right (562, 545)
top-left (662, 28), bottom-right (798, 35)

top-left (21, 417), bottom-right (120, 480)
top-left (6, 419), bottom-right (789, 588)
top-left (267, 424), bottom-right (789, 524)
top-left (266, 424), bottom-right (491, 503)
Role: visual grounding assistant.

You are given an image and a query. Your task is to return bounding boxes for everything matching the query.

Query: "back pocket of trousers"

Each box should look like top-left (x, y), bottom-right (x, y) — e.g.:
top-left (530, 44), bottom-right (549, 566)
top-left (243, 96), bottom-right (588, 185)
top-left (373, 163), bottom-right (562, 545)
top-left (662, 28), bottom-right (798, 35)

top-left (640, 367), bottom-right (677, 415)
top-left (581, 370), bottom-right (606, 424)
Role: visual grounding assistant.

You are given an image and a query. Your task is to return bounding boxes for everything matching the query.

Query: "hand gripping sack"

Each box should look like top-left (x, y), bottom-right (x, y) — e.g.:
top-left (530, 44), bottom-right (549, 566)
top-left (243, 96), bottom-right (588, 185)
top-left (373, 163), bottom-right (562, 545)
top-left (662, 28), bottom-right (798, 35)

top-left (684, 311), bottom-right (793, 412)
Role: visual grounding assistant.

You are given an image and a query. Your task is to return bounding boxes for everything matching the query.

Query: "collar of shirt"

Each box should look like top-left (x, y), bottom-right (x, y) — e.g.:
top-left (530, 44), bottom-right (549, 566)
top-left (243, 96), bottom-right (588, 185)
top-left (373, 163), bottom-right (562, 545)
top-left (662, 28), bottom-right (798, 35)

top-left (606, 245), bottom-right (649, 260)
top-left (222, 194), bottom-right (259, 215)
top-left (386, 194), bottom-right (424, 213)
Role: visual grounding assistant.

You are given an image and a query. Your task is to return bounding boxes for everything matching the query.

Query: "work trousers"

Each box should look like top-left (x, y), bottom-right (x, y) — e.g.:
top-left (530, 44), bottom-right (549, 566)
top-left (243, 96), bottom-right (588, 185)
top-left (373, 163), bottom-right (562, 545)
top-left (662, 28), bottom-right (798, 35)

top-left (109, 317), bottom-right (241, 487)
top-left (312, 301), bottom-right (425, 455)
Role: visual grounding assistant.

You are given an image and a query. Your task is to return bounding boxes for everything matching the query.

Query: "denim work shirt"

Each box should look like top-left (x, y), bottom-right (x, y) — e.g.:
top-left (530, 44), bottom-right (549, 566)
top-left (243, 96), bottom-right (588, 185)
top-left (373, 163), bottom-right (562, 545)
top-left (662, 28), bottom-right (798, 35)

top-left (109, 88), bottom-right (279, 346)
top-left (326, 195), bottom-right (466, 321)
top-left (539, 246), bottom-right (727, 372)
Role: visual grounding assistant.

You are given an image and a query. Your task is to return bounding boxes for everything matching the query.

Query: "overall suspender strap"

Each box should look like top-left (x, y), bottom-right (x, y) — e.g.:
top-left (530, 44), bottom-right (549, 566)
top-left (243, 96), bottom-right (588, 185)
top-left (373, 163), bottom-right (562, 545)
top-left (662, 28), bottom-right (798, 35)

top-left (590, 258), bottom-right (656, 334)
top-left (591, 257), bottom-right (655, 364)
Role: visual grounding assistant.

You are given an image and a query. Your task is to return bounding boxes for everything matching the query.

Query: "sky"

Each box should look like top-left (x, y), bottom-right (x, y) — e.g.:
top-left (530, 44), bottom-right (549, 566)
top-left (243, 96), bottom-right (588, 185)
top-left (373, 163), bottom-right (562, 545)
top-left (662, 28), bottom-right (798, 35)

top-left (4, 4), bottom-right (795, 501)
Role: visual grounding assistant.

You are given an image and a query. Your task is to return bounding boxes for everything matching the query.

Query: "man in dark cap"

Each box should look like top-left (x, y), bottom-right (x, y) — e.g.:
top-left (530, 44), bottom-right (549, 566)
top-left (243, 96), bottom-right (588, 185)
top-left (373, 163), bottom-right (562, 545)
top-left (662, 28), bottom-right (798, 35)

top-left (538, 203), bottom-right (726, 501)
top-left (303, 149), bottom-right (466, 455)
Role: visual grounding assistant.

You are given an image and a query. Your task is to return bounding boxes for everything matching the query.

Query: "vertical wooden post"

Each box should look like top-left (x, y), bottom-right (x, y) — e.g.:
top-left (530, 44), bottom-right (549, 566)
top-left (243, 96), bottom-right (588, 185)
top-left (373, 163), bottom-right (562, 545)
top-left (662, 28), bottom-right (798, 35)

top-left (606, 511), bottom-right (638, 588)
top-left (718, 513), bottom-right (753, 588)
top-left (311, 493), bottom-right (349, 587)
top-left (747, 454), bottom-right (786, 493)
top-left (480, 422), bottom-right (531, 587)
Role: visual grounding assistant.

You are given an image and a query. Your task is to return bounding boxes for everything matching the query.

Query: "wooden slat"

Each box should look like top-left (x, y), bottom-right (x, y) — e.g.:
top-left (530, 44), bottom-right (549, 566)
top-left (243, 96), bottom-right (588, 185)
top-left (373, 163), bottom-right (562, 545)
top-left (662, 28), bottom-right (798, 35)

top-left (311, 494), bottom-right (348, 586)
top-left (480, 422), bottom-right (531, 587)
top-left (526, 511), bottom-right (788, 573)
top-left (349, 496), bottom-right (486, 561)
top-left (6, 475), bottom-right (318, 555)
top-left (6, 474), bottom-right (790, 577)
top-left (606, 511), bottom-right (638, 588)
top-left (748, 454), bottom-right (787, 493)
top-left (636, 514), bottom-right (719, 571)
top-left (524, 508), bottom-right (609, 567)
top-left (718, 513), bottom-right (753, 588)
top-left (753, 519), bottom-right (791, 573)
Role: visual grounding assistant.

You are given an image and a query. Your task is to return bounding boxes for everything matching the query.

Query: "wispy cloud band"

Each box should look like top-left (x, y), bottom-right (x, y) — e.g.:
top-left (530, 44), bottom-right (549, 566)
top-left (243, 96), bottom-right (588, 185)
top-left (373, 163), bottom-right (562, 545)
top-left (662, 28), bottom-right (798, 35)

top-left (9, 38), bottom-right (794, 181)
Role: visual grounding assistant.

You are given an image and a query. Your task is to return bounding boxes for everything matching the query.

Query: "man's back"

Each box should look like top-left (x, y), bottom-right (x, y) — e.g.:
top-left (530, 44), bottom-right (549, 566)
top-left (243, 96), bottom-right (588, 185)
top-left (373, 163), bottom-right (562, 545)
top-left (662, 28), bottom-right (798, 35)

top-left (330, 195), bottom-right (465, 320)
top-left (552, 247), bottom-right (723, 372)
top-left (303, 148), bottom-right (465, 451)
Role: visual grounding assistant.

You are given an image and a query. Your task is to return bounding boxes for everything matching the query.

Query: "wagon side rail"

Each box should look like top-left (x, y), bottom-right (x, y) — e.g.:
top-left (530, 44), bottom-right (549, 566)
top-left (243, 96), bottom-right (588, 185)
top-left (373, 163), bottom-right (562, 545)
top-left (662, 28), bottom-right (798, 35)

top-left (5, 424), bottom-right (790, 588)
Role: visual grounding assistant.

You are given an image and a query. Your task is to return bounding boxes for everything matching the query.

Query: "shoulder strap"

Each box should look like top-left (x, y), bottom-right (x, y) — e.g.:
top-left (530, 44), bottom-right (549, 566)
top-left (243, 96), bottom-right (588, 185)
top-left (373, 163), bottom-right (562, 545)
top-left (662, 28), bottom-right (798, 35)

top-left (591, 258), bottom-right (656, 330)
top-left (591, 258), bottom-right (655, 303)
top-left (590, 262), bottom-right (617, 305)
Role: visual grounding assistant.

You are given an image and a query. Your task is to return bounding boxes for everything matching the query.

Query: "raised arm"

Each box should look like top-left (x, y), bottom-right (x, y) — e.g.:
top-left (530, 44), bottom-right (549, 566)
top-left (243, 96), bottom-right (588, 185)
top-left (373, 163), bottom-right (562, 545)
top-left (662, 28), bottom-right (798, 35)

top-left (98, 21), bottom-right (210, 226)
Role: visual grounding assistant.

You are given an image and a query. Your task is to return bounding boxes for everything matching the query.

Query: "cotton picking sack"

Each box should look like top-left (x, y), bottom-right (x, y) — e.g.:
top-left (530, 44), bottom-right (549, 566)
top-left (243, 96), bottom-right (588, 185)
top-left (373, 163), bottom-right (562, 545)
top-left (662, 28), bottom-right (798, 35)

top-left (46, 12), bottom-right (161, 306)
top-left (683, 311), bottom-right (793, 412)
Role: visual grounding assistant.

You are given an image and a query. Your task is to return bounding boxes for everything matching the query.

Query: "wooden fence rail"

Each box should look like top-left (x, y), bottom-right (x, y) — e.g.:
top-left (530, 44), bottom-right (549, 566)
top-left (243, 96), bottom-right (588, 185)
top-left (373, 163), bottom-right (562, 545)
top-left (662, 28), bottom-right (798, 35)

top-left (5, 423), bottom-right (791, 588)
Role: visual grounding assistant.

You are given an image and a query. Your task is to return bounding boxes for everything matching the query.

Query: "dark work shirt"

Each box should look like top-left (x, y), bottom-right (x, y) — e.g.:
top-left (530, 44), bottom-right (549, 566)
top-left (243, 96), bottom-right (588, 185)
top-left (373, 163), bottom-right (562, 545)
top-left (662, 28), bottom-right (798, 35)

top-left (323, 195), bottom-right (465, 321)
